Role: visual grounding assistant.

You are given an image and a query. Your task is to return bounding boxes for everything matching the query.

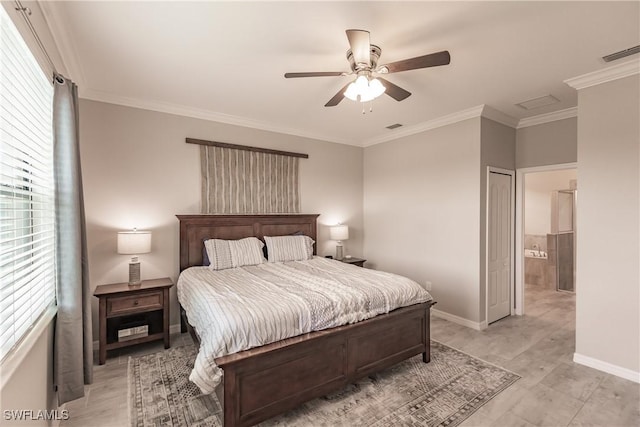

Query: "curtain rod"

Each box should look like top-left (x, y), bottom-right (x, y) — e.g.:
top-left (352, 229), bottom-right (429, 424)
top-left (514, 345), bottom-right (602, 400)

top-left (186, 138), bottom-right (309, 159)
top-left (14, 0), bottom-right (58, 76)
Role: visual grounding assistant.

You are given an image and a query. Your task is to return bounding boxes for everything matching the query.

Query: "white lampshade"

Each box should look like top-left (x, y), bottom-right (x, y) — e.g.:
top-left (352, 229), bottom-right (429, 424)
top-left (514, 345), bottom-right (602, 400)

top-left (330, 225), bottom-right (349, 241)
top-left (117, 230), bottom-right (151, 255)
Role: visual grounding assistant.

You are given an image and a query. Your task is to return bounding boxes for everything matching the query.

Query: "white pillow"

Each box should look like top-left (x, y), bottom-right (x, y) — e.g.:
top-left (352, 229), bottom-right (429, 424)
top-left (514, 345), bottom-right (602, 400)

top-left (264, 235), bottom-right (314, 262)
top-left (204, 237), bottom-right (265, 270)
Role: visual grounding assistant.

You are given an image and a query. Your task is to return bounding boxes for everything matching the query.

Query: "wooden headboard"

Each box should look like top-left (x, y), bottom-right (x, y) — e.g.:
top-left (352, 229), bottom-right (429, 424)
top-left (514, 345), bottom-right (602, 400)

top-left (176, 214), bottom-right (320, 271)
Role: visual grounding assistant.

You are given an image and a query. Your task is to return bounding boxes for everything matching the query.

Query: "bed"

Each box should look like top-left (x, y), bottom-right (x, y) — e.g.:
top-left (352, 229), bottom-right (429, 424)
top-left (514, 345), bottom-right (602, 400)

top-left (177, 214), bottom-right (436, 427)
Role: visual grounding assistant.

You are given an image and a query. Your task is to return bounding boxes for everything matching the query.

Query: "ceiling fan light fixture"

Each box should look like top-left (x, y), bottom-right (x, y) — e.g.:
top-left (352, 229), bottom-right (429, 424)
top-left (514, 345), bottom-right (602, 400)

top-left (344, 75), bottom-right (386, 102)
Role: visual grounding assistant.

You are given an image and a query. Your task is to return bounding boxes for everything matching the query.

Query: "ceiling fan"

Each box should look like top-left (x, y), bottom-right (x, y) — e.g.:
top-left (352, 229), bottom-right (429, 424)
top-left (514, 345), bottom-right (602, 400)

top-left (284, 29), bottom-right (451, 107)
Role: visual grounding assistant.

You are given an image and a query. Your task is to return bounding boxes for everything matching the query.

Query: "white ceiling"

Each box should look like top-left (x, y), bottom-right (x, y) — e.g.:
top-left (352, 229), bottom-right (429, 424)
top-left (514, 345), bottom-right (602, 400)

top-left (41, 1), bottom-right (640, 146)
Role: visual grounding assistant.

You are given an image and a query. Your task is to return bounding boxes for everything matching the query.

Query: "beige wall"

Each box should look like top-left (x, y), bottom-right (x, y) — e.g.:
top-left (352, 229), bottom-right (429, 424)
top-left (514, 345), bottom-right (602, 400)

top-left (0, 319), bottom-right (57, 426)
top-left (516, 118), bottom-right (577, 168)
top-left (79, 99), bottom-right (364, 335)
top-left (479, 118), bottom-right (516, 323)
top-left (363, 118), bottom-right (482, 322)
top-left (574, 75), bottom-right (639, 375)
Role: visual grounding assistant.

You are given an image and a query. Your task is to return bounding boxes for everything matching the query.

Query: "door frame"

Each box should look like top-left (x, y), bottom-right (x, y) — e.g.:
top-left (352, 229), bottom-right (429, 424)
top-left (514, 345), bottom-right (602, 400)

top-left (485, 167), bottom-right (515, 324)
top-left (514, 162), bottom-right (577, 315)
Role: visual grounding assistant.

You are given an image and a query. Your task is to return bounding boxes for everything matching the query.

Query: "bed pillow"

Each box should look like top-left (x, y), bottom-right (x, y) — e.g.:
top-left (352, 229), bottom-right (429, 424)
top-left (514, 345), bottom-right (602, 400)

top-left (262, 230), bottom-right (304, 260)
top-left (204, 237), bottom-right (265, 270)
top-left (264, 235), bottom-right (314, 262)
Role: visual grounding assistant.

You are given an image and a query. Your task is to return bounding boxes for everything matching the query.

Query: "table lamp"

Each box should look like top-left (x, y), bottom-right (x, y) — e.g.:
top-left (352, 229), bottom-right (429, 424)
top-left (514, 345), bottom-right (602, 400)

top-left (117, 228), bottom-right (151, 285)
top-left (330, 224), bottom-right (349, 261)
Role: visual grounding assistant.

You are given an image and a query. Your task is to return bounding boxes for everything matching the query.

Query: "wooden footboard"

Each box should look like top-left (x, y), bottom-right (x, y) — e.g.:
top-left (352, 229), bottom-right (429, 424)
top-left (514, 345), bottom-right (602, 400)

top-left (214, 301), bottom-right (435, 427)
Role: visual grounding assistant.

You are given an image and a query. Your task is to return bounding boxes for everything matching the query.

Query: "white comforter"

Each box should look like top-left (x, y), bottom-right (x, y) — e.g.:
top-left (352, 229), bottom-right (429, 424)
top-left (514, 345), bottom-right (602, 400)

top-left (177, 257), bottom-right (432, 394)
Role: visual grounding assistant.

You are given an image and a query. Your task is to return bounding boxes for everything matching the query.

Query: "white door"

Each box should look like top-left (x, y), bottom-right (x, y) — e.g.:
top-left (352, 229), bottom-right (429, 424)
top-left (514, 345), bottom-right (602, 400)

top-left (488, 171), bottom-right (512, 323)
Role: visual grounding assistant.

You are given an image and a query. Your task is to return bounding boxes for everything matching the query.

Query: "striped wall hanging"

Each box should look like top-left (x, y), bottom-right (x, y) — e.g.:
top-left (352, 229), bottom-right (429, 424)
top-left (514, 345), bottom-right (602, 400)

top-left (187, 138), bottom-right (307, 214)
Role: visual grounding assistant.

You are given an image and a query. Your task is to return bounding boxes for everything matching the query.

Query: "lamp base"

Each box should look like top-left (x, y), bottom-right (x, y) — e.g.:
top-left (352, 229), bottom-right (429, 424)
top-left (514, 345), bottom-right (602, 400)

top-left (335, 244), bottom-right (344, 261)
top-left (128, 261), bottom-right (141, 286)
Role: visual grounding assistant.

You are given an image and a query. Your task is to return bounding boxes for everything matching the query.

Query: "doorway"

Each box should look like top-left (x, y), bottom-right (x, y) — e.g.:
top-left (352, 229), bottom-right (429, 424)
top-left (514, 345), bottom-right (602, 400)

top-left (515, 163), bottom-right (577, 315)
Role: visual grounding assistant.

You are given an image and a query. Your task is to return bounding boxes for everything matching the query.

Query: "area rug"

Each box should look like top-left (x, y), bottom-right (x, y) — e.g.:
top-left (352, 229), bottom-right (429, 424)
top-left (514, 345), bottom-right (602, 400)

top-left (128, 341), bottom-right (519, 427)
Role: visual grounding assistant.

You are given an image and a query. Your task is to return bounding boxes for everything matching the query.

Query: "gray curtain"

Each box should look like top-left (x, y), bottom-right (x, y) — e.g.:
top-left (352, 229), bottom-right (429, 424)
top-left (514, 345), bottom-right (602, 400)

top-left (53, 74), bottom-right (93, 404)
top-left (201, 145), bottom-right (300, 214)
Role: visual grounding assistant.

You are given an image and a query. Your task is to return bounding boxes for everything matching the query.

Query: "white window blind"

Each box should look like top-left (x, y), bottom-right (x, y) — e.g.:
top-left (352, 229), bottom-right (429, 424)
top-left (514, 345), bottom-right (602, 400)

top-left (0, 6), bottom-right (55, 361)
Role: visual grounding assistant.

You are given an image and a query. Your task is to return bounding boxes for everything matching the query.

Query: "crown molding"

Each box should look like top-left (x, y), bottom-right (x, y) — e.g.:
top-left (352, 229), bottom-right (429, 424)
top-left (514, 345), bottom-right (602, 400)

top-left (362, 105), bottom-right (486, 147)
top-left (517, 107), bottom-right (578, 129)
top-left (564, 59), bottom-right (640, 90)
top-left (481, 105), bottom-right (519, 128)
top-left (39, 1), bottom-right (87, 87)
top-left (362, 104), bottom-right (520, 147)
top-left (80, 89), bottom-right (356, 146)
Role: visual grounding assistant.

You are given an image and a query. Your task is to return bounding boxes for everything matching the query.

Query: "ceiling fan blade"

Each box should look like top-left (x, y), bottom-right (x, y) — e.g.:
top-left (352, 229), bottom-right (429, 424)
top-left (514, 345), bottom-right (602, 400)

top-left (346, 29), bottom-right (371, 67)
top-left (324, 82), bottom-right (351, 107)
top-left (284, 72), bottom-right (345, 78)
top-left (377, 77), bottom-right (411, 101)
top-left (380, 50), bottom-right (451, 73)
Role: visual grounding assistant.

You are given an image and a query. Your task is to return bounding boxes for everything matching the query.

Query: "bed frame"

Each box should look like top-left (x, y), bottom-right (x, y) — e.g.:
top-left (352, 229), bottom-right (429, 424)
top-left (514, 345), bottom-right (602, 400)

top-left (177, 214), bottom-right (435, 427)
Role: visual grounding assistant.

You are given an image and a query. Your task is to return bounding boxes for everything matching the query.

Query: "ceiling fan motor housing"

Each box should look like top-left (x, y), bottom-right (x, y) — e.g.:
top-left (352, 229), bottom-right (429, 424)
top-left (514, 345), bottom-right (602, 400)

top-left (347, 45), bottom-right (382, 72)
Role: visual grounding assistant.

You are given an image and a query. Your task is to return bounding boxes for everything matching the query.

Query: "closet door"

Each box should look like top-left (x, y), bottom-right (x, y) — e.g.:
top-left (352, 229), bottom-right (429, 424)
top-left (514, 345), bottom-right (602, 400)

top-left (488, 171), bottom-right (512, 323)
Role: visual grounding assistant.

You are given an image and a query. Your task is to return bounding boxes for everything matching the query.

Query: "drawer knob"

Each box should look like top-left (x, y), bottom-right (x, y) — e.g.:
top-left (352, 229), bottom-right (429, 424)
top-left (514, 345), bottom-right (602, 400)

top-left (133, 300), bottom-right (139, 306)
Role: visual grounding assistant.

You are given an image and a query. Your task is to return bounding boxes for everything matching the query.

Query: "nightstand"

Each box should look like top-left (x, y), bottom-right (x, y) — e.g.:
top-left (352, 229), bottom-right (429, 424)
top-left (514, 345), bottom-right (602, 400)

top-left (94, 277), bottom-right (173, 365)
top-left (341, 257), bottom-right (366, 267)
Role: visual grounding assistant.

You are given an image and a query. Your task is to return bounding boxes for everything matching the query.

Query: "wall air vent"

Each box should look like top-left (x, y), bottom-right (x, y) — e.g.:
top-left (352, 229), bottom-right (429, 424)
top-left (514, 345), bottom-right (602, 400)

top-left (516, 95), bottom-right (560, 110)
top-left (386, 123), bottom-right (403, 129)
top-left (602, 45), bottom-right (640, 62)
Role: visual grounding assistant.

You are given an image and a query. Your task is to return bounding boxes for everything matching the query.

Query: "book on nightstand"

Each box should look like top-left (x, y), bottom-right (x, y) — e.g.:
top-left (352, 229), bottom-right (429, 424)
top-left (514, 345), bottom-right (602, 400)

top-left (118, 325), bottom-right (149, 342)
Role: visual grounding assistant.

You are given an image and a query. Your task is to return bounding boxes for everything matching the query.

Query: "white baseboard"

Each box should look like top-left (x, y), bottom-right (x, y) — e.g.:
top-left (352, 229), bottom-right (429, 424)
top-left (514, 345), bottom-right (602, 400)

top-left (432, 309), bottom-right (487, 331)
top-left (92, 323), bottom-right (183, 351)
top-left (573, 352), bottom-right (640, 383)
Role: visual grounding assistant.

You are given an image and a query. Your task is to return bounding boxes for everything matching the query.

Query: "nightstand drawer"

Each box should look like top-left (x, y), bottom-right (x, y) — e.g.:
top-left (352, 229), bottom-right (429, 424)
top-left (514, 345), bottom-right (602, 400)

top-left (107, 291), bottom-right (162, 315)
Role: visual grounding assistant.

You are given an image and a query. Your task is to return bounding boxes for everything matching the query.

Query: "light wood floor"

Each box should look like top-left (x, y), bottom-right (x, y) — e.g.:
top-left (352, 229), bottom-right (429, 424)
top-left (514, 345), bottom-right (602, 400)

top-left (62, 284), bottom-right (639, 426)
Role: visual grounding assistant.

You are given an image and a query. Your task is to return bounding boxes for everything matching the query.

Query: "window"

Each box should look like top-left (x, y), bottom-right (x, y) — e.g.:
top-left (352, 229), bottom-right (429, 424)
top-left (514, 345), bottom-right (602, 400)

top-left (0, 6), bottom-right (55, 361)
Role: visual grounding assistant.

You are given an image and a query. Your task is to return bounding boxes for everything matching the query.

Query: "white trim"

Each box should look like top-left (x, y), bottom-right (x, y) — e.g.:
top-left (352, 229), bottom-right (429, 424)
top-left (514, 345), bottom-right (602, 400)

top-left (80, 88), bottom-right (357, 146)
top-left (514, 162), bottom-right (577, 315)
top-left (92, 323), bottom-right (183, 351)
top-left (363, 104), bottom-right (520, 147)
top-left (485, 167), bottom-right (516, 325)
top-left (564, 58), bottom-right (640, 90)
top-left (574, 353), bottom-right (640, 383)
top-left (432, 309), bottom-right (487, 331)
top-left (362, 105), bottom-right (485, 147)
top-left (517, 107), bottom-right (578, 129)
top-left (39, 1), bottom-right (87, 88)
top-left (482, 105), bottom-right (519, 128)
top-left (0, 305), bottom-right (57, 386)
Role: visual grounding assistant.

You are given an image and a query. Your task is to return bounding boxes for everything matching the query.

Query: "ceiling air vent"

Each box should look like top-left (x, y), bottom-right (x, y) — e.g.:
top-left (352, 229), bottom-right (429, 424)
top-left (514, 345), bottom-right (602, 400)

top-left (516, 95), bottom-right (560, 110)
top-left (602, 45), bottom-right (640, 63)
top-left (386, 123), bottom-right (403, 130)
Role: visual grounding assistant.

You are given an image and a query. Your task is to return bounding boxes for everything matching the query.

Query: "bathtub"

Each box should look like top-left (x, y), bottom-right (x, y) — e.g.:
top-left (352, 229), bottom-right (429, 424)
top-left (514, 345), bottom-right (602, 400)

top-left (524, 249), bottom-right (547, 259)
